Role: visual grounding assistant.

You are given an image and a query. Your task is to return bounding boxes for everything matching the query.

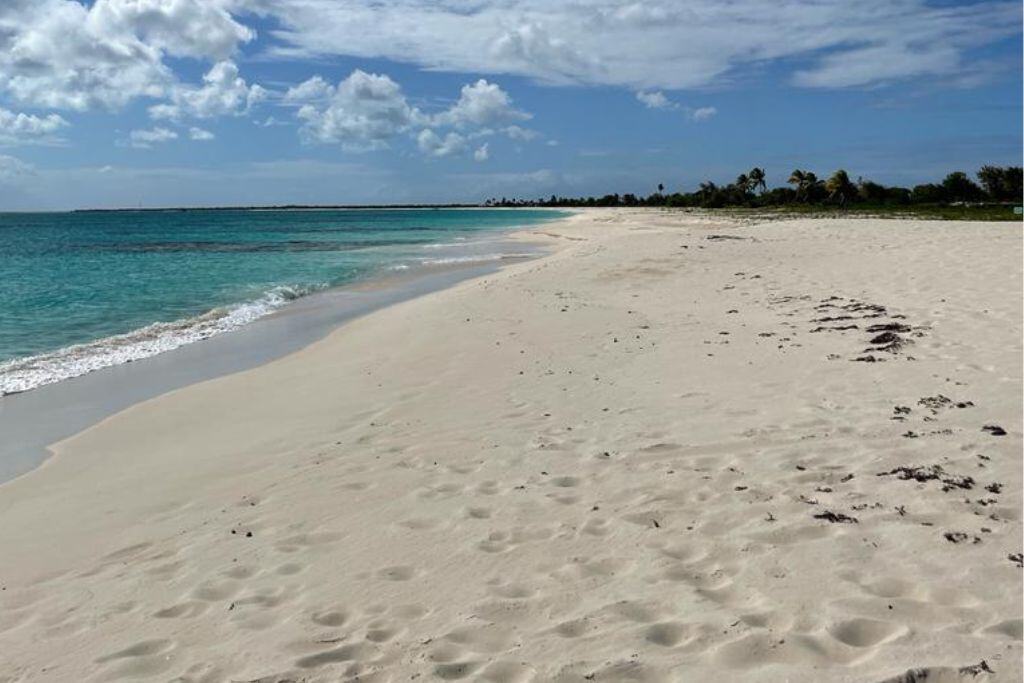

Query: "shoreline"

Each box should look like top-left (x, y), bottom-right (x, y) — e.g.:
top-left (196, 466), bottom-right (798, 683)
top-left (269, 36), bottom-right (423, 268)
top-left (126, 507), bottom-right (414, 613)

top-left (0, 216), bottom-right (565, 484)
top-left (0, 207), bottom-right (567, 398)
top-left (0, 209), bottom-right (1019, 682)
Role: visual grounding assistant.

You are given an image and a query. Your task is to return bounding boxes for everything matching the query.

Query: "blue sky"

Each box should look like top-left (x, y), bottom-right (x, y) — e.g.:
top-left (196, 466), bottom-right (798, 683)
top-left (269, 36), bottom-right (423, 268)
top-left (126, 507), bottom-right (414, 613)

top-left (0, 0), bottom-right (1020, 210)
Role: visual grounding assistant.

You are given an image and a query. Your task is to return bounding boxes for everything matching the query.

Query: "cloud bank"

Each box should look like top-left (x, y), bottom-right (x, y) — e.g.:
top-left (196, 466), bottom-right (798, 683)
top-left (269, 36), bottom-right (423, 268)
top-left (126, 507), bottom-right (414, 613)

top-left (260, 0), bottom-right (1020, 89)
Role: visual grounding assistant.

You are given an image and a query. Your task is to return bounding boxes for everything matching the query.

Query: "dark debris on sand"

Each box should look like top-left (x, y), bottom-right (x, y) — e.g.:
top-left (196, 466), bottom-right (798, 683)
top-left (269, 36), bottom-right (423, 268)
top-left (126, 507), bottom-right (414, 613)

top-left (813, 510), bottom-right (859, 524)
top-left (917, 395), bottom-right (974, 413)
top-left (866, 322), bottom-right (912, 334)
top-left (876, 660), bottom-right (994, 683)
top-left (943, 531), bottom-right (981, 544)
top-left (877, 465), bottom-right (975, 492)
top-left (807, 296), bottom-right (924, 361)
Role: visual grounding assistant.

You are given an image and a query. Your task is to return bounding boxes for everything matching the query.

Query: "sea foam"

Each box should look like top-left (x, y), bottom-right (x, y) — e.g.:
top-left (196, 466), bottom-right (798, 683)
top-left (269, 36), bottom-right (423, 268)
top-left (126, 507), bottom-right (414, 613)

top-left (0, 285), bottom-right (317, 396)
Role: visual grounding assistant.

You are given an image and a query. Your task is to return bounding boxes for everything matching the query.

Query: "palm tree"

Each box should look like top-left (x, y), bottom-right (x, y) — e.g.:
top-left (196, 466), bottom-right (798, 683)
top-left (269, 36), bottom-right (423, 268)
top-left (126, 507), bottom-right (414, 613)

top-left (657, 183), bottom-right (665, 194)
top-left (788, 169), bottom-right (821, 202)
top-left (748, 167), bottom-right (767, 194)
top-left (790, 169), bottom-right (806, 201)
top-left (825, 169), bottom-right (856, 207)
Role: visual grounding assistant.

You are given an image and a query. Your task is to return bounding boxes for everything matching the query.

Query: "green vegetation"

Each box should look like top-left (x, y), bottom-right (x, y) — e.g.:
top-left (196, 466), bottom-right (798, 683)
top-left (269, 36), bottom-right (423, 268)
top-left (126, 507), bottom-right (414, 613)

top-left (484, 165), bottom-right (1023, 220)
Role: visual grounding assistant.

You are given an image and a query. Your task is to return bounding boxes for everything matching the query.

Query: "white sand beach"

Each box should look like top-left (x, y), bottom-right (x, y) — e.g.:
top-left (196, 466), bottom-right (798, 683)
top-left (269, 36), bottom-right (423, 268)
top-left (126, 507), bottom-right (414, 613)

top-left (0, 210), bottom-right (1020, 682)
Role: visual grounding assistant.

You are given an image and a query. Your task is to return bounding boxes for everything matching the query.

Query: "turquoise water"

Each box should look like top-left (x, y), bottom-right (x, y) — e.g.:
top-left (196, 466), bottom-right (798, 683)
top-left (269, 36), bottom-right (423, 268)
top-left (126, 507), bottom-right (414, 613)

top-left (0, 208), bottom-right (562, 394)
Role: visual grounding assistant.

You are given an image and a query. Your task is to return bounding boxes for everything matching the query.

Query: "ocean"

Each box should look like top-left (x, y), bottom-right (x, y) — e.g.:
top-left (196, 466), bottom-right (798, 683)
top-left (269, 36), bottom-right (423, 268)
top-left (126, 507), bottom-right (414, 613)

top-left (0, 208), bottom-right (563, 395)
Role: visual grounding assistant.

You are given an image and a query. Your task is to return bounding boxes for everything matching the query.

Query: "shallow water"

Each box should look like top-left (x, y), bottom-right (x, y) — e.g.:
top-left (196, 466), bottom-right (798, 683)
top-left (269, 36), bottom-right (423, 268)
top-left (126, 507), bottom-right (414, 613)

top-left (0, 208), bottom-right (561, 394)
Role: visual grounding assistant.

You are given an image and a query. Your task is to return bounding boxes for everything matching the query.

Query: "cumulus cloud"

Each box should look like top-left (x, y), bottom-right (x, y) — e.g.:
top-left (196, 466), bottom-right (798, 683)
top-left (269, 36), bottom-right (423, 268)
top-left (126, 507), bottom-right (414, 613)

top-left (417, 129), bottom-right (469, 157)
top-left (129, 126), bottom-right (178, 148)
top-left (89, 0), bottom-right (254, 60)
top-left (431, 79), bottom-right (530, 128)
top-left (149, 61), bottom-right (267, 120)
top-left (636, 91), bottom-right (673, 109)
top-left (283, 75), bottom-right (334, 103)
top-left (0, 0), bottom-right (254, 110)
top-left (293, 70), bottom-right (532, 158)
top-left (473, 143), bottom-right (490, 162)
top-left (634, 91), bottom-right (716, 122)
top-left (689, 106), bottom-right (717, 122)
top-left (0, 108), bottom-right (69, 145)
top-left (189, 127), bottom-right (215, 141)
top-left (295, 70), bottom-right (422, 151)
top-left (503, 125), bottom-right (539, 141)
top-left (261, 0), bottom-right (1019, 90)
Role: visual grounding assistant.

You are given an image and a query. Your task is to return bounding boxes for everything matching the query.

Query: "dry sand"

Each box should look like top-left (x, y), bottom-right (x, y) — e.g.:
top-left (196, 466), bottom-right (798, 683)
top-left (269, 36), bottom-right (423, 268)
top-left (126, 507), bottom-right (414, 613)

top-left (0, 209), bottom-right (1020, 683)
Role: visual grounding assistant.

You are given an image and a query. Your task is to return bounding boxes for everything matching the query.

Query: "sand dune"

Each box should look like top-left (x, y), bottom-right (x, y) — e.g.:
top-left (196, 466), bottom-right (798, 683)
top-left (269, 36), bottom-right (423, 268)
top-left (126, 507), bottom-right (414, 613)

top-left (0, 210), bottom-right (1020, 682)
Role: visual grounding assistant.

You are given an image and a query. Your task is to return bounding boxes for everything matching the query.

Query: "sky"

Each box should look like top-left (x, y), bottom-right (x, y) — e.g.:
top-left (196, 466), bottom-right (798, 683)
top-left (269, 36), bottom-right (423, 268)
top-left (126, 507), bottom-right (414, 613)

top-left (0, 0), bottom-right (1021, 210)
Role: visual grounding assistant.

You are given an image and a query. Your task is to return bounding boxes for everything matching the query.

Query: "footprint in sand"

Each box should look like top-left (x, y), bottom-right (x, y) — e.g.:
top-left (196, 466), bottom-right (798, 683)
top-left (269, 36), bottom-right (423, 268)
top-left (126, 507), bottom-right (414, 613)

top-left (190, 579), bottom-right (241, 602)
top-left (221, 564), bottom-right (258, 580)
top-left (152, 601), bottom-right (208, 619)
top-left (376, 565), bottom-right (417, 581)
top-left (553, 618), bottom-right (591, 638)
top-left (95, 639), bottom-right (177, 678)
top-left (434, 661), bottom-right (485, 680)
top-left (828, 618), bottom-right (907, 648)
top-left (644, 621), bottom-right (697, 647)
top-left (465, 506), bottom-right (493, 519)
top-left (365, 618), bottom-right (403, 642)
top-left (294, 641), bottom-right (380, 668)
top-left (581, 518), bottom-right (611, 536)
top-left (96, 639), bottom-right (174, 662)
top-left (397, 516), bottom-right (443, 531)
top-left (476, 480), bottom-right (502, 495)
top-left (444, 624), bottom-right (518, 654)
top-left (487, 580), bottom-right (538, 599)
top-left (478, 661), bottom-right (536, 682)
top-left (310, 607), bottom-right (350, 627)
top-left (275, 561), bottom-right (306, 576)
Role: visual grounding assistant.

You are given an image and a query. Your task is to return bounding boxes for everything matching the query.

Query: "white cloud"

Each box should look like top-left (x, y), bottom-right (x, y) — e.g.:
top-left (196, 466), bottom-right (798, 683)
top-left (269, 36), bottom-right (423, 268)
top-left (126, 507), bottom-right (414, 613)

top-left (417, 129), bottom-right (469, 158)
top-left (431, 79), bottom-right (529, 128)
top-left (89, 0), bottom-right (254, 60)
top-left (0, 108), bottom-right (69, 145)
top-left (258, 116), bottom-right (290, 127)
top-left (0, 154), bottom-right (33, 181)
top-left (793, 45), bottom-right (959, 88)
top-left (149, 61), bottom-right (267, 120)
top-left (473, 143), bottom-right (490, 162)
top-left (689, 106), bottom-right (717, 122)
top-left (636, 91), bottom-right (673, 109)
top-left (260, 0), bottom-right (1019, 90)
top-left (634, 92), bottom-right (716, 122)
top-left (503, 125), bottom-right (539, 141)
top-left (294, 70), bottom-right (536, 157)
top-left (0, 0), bottom-right (1014, 128)
top-left (283, 76), bottom-right (334, 103)
top-left (296, 70), bottom-right (422, 151)
top-left (130, 126), bottom-right (178, 148)
top-left (189, 127), bottom-right (215, 141)
top-left (0, 0), bottom-right (254, 110)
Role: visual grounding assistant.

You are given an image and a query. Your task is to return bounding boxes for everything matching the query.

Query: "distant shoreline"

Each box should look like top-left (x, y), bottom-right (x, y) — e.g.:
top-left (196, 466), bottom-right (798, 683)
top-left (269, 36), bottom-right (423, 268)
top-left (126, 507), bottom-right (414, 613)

top-left (69, 204), bottom-right (490, 213)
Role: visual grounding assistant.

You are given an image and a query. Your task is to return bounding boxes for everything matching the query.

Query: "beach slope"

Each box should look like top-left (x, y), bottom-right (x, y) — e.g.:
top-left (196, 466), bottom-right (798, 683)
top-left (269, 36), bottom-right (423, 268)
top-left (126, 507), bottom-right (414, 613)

top-left (0, 210), bottom-right (1020, 682)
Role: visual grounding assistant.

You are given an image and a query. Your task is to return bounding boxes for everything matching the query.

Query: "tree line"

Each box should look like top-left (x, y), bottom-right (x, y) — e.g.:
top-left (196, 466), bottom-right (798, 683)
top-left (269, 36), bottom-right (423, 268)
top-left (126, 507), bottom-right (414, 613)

top-left (482, 165), bottom-right (1022, 209)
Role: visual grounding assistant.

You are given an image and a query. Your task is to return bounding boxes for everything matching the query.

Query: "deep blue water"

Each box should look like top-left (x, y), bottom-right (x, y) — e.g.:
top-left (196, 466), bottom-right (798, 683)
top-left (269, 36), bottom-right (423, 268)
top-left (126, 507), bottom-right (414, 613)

top-left (0, 208), bottom-right (562, 393)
